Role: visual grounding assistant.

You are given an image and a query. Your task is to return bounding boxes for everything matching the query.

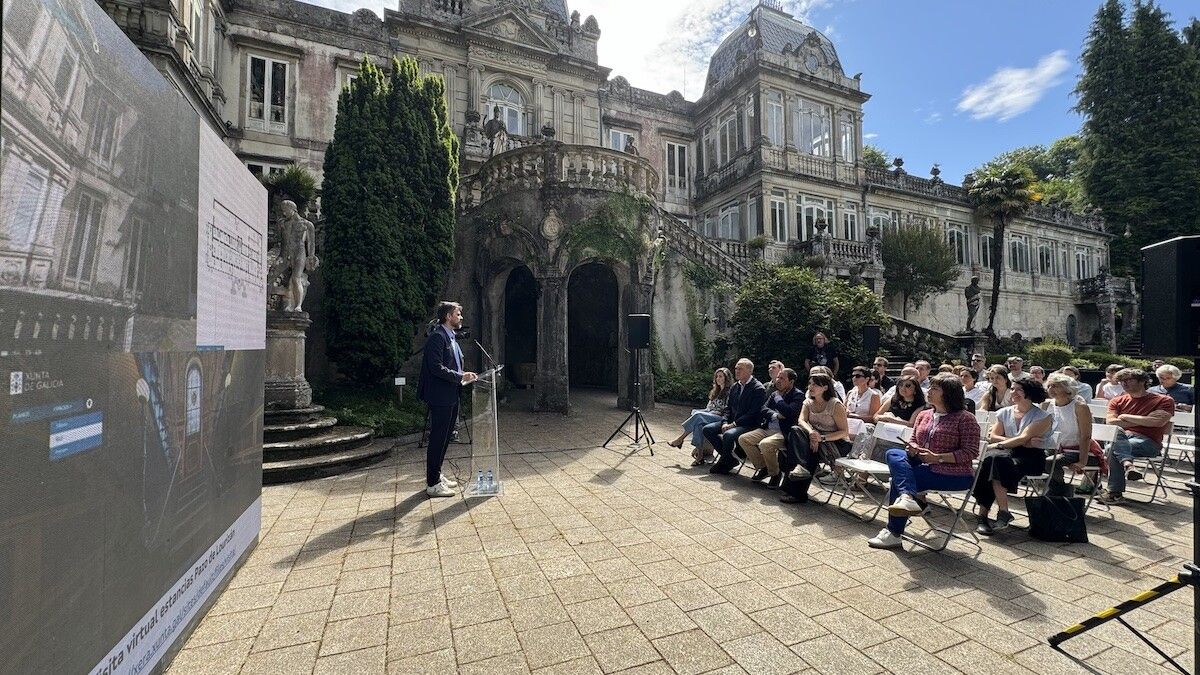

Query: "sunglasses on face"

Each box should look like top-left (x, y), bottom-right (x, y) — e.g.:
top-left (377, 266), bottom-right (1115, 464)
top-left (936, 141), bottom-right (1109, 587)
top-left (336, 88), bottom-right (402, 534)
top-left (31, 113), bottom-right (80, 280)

top-left (900, 383), bottom-right (915, 388)
top-left (852, 374), bottom-right (865, 379)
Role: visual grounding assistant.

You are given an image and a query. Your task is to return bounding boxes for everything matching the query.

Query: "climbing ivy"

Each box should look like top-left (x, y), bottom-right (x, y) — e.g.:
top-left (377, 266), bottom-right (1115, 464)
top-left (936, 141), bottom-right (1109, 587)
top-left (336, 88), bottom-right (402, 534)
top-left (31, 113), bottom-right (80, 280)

top-left (682, 260), bottom-right (720, 291)
top-left (565, 191), bottom-right (653, 266)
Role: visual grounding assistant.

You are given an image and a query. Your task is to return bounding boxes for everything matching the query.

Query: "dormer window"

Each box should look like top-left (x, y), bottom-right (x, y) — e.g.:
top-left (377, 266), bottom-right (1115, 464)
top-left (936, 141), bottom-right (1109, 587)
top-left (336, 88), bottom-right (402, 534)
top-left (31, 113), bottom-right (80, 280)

top-left (487, 83), bottom-right (524, 136)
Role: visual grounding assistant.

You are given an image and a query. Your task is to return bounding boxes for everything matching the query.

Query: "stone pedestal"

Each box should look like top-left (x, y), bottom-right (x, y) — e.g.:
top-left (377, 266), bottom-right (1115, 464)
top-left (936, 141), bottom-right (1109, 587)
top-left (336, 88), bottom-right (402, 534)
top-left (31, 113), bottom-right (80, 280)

top-left (265, 310), bottom-right (313, 411)
top-left (954, 332), bottom-right (989, 363)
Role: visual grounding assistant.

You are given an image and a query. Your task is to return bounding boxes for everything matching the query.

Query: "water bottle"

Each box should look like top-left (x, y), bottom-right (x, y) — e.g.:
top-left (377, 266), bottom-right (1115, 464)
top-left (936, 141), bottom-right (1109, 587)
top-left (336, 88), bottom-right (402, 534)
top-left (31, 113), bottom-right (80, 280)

top-left (486, 469), bottom-right (495, 493)
top-left (476, 470), bottom-right (484, 493)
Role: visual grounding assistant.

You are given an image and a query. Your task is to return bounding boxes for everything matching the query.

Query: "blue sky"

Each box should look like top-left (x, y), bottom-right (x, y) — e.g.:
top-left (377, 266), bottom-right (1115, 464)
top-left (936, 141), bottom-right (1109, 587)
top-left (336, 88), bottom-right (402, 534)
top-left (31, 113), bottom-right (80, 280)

top-left (309, 0), bottom-right (1197, 183)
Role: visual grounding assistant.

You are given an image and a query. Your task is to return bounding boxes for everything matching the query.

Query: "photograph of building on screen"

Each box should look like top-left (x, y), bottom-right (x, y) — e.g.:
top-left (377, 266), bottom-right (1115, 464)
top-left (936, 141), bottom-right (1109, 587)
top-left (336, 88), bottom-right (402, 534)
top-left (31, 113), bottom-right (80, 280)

top-left (0, 0), bottom-right (203, 356)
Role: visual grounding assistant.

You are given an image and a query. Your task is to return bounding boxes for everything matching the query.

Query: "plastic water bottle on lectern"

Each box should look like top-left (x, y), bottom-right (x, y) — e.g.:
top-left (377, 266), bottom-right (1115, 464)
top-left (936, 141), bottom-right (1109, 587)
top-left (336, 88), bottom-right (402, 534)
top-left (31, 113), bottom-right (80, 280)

top-left (486, 469), bottom-right (495, 493)
top-left (476, 470), bottom-right (484, 493)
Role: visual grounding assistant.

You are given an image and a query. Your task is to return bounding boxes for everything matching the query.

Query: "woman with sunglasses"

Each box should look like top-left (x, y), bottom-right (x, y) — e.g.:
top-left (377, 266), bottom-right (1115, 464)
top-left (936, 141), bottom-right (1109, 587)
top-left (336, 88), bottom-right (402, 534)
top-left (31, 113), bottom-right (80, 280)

top-left (846, 366), bottom-right (882, 423)
top-left (874, 375), bottom-right (926, 428)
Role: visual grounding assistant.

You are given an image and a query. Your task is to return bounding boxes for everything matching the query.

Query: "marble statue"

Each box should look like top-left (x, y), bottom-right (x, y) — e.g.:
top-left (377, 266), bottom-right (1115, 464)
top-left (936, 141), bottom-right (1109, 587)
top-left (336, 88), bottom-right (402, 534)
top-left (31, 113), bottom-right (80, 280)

top-left (279, 200), bottom-right (318, 313)
top-left (483, 105), bottom-right (509, 158)
top-left (964, 275), bottom-right (981, 333)
top-left (623, 136), bottom-right (639, 156)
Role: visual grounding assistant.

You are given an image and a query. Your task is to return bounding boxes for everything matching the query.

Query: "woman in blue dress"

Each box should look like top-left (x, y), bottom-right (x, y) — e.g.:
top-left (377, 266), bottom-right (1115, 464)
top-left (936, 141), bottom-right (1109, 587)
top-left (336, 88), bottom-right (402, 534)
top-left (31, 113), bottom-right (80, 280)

top-left (669, 367), bottom-right (734, 465)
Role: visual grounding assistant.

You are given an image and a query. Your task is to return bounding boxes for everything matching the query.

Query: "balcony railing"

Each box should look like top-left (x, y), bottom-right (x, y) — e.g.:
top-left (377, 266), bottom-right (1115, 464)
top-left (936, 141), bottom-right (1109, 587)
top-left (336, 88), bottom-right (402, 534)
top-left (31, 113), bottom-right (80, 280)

top-left (466, 142), bottom-right (660, 208)
top-left (657, 214), bottom-right (748, 286)
top-left (1075, 273), bottom-right (1137, 304)
top-left (864, 167), bottom-right (972, 206)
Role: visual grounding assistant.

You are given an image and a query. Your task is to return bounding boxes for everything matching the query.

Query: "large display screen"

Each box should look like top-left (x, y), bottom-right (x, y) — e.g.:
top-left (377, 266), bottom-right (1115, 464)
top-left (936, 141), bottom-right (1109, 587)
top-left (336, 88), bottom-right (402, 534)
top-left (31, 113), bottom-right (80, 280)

top-left (0, 1), bottom-right (267, 672)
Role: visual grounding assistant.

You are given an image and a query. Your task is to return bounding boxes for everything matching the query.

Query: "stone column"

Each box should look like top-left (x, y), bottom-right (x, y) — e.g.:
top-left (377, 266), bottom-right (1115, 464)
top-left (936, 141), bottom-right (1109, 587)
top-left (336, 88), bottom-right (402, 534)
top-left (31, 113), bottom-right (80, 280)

top-left (264, 310), bottom-right (313, 410)
top-left (442, 64), bottom-right (456, 126)
top-left (534, 79), bottom-right (545, 132)
top-left (534, 274), bottom-right (569, 413)
top-left (469, 67), bottom-right (483, 115)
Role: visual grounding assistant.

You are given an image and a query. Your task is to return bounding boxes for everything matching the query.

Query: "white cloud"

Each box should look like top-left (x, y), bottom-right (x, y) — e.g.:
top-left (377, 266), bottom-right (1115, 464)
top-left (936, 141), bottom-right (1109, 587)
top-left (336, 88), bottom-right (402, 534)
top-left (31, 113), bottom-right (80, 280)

top-left (923, 111), bottom-right (943, 125)
top-left (956, 50), bottom-right (1070, 122)
top-left (305, 0), bottom-right (833, 101)
top-left (864, 132), bottom-right (878, 139)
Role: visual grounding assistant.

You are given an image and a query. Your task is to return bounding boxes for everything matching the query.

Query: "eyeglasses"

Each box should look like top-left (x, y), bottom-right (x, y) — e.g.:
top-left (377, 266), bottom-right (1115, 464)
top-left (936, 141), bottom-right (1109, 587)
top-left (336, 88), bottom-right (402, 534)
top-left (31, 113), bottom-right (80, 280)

top-left (852, 373), bottom-right (866, 379)
top-left (899, 383), bottom-right (915, 388)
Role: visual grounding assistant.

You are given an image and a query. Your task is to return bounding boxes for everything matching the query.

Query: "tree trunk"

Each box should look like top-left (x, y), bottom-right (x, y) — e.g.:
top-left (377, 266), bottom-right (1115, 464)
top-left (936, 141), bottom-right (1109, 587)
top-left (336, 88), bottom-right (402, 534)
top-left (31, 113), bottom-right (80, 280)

top-left (985, 217), bottom-right (1005, 335)
top-left (902, 291), bottom-right (910, 319)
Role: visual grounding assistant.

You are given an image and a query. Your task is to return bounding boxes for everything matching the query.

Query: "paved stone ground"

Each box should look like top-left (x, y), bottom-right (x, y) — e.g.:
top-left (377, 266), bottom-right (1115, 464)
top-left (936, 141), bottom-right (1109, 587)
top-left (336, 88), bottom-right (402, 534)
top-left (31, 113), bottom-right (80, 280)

top-left (167, 390), bottom-right (1194, 674)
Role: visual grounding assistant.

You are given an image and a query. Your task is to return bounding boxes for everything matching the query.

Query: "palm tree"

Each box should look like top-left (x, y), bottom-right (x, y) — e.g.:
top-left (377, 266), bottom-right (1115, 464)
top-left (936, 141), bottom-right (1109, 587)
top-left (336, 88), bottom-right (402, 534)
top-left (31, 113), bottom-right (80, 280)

top-left (967, 164), bottom-right (1036, 335)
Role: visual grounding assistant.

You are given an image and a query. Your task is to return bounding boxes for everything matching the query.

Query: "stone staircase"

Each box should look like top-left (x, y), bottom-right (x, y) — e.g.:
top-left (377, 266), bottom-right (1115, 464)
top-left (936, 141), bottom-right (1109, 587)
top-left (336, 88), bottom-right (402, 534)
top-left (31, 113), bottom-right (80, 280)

top-left (262, 405), bottom-right (387, 483)
top-left (655, 206), bottom-right (748, 286)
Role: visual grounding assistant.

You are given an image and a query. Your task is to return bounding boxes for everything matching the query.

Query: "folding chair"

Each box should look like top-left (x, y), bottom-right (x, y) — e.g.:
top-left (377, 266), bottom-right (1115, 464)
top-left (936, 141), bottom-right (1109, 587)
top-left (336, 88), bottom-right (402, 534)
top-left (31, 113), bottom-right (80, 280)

top-left (900, 439), bottom-right (986, 553)
top-left (830, 421), bottom-right (903, 522)
top-left (1121, 435), bottom-right (1172, 505)
top-left (1165, 410), bottom-right (1194, 473)
top-left (1081, 423), bottom-right (1120, 513)
top-left (1087, 401), bottom-right (1109, 422)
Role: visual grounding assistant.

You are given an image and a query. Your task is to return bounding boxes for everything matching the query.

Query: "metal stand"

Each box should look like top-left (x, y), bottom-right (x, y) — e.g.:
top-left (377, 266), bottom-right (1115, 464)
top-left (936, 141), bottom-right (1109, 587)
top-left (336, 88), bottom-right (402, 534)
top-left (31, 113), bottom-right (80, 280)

top-left (603, 347), bottom-right (654, 455)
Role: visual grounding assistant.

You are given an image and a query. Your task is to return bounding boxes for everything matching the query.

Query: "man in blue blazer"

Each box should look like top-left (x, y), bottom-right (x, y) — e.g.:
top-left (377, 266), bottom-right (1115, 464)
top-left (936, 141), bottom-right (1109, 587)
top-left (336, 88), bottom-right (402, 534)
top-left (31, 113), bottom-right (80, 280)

top-left (418, 301), bottom-right (476, 498)
top-left (703, 358), bottom-right (767, 474)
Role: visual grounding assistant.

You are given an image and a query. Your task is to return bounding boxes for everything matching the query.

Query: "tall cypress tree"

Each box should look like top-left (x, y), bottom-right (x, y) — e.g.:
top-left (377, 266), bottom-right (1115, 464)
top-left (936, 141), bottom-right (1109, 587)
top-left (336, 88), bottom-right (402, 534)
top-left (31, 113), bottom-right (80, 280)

top-left (322, 58), bottom-right (459, 384)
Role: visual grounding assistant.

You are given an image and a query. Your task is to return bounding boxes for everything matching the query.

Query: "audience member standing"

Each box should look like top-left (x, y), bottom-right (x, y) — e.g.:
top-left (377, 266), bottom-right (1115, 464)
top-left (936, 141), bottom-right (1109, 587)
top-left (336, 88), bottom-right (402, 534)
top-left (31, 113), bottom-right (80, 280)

top-left (805, 332), bottom-right (840, 378)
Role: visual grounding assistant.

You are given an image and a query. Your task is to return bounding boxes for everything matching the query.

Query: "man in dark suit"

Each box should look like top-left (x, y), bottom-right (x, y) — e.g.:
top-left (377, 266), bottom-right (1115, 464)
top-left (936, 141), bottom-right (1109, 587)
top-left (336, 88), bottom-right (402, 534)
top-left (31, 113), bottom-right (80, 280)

top-left (737, 368), bottom-right (804, 488)
top-left (418, 301), bottom-right (477, 498)
top-left (703, 358), bottom-right (767, 475)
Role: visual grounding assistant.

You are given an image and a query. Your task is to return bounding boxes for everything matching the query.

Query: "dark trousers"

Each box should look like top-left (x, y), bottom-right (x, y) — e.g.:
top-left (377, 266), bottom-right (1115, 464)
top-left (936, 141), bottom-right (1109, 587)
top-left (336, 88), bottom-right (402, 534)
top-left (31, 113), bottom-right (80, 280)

top-left (701, 421), bottom-right (751, 467)
top-left (427, 403), bottom-right (458, 487)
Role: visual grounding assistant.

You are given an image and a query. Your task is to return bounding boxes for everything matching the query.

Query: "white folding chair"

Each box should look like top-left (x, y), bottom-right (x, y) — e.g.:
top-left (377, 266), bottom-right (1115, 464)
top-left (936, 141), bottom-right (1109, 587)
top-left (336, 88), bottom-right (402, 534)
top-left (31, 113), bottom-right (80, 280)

top-left (1082, 423), bottom-right (1120, 513)
top-left (1165, 410), bottom-right (1195, 473)
top-left (1088, 401), bottom-right (1109, 422)
top-left (900, 439), bottom-right (986, 553)
top-left (830, 421), bottom-right (903, 521)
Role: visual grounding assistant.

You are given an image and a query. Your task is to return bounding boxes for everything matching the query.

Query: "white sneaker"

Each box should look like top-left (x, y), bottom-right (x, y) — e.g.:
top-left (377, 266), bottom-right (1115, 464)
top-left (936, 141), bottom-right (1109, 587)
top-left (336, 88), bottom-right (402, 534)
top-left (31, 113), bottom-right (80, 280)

top-left (887, 493), bottom-right (923, 516)
top-left (868, 528), bottom-right (903, 549)
top-left (440, 474), bottom-right (459, 489)
top-left (426, 483), bottom-right (456, 498)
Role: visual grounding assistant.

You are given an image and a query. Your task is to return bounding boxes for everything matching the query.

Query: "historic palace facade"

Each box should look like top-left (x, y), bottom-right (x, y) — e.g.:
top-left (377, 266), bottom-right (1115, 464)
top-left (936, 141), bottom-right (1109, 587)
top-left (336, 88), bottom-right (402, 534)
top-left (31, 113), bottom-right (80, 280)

top-left (80, 0), bottom-right (1136, 408)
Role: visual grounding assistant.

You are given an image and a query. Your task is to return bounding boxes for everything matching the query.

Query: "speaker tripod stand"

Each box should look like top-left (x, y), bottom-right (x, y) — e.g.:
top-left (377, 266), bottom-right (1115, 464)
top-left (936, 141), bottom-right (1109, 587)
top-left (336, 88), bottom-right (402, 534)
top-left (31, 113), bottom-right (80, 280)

top-left (603, 346), bottom-right (654, 455)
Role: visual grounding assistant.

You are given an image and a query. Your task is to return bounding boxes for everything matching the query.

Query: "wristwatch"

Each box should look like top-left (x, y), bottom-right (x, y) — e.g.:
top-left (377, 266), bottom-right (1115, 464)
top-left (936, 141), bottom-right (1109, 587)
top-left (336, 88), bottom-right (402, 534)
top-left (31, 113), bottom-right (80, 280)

top-left (819, 434), bottom-right (827, 442)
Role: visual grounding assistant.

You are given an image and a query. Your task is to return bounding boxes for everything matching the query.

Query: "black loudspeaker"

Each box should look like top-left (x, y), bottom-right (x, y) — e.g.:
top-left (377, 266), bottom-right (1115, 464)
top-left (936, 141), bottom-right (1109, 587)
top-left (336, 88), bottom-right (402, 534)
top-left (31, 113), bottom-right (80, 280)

top-left (1141, 236), bottom-right (1200, 357)
top-left (627, 314), bottom-right (651, 349)
top-left (862, 324), bottom-right (881, 356)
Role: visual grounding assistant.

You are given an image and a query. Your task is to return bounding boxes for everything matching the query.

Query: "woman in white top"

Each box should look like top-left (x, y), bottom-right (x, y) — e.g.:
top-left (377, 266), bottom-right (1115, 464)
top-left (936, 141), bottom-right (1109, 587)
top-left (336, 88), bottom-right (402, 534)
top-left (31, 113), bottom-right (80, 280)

top-left (1043, 373), bottom-right (1104, 493)
top-left (975, 378), bottom-right (1054, 534)
top-left (960, 368), bottom-right (985, 407)
top-left (1095, 364), bottom-right (1126, 400)
top-left (845, 366), bottom-right (882, 422)
top-left (979, 365), bottom-right (1013, 412)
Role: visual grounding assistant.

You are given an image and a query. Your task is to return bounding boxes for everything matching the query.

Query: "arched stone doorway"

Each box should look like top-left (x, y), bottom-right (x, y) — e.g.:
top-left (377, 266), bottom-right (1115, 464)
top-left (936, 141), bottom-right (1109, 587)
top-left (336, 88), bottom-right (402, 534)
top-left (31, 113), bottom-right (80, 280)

top-left (568, 262), bottom-right (619, 391)
top-left (503, 265), bottom-right (538, 388)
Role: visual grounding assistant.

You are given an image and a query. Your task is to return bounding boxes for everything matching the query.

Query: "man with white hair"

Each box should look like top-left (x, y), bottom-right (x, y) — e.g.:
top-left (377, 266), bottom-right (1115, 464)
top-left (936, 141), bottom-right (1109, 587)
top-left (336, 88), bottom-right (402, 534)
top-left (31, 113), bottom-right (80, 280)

top-left (703, 358), bottom-right (767, 475)
top-left (1058, 366), bottom-right (1093, 402)
top-left (1149, 364), bottom-right (1193, 412)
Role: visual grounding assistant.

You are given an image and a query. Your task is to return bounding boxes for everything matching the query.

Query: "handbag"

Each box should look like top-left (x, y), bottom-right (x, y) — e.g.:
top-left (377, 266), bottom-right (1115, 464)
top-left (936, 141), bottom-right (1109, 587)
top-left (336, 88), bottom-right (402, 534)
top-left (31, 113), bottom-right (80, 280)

top-left (1024, 495), bottom-right (1088, 543)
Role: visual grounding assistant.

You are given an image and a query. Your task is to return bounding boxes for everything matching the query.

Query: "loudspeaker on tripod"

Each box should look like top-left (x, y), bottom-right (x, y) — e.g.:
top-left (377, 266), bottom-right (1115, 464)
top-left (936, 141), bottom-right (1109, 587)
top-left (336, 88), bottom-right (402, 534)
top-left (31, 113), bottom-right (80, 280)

top-left (627, 314), bottom-right (651, 349)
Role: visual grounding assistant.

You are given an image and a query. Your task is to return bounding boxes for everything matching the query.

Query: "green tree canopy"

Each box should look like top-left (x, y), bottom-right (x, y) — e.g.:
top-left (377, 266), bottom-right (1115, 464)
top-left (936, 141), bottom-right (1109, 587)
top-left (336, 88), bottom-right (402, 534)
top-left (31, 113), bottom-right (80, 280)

top-left (862, 144), bottom-right (889, 169)
top-left (881, 225), bottom-right (959, 319)
top-left (321, 58), bottom-right (460, 384)
top-left (968, 164), bottom-right (1035, 335)
top-left (731, 265), bottom-right (889, 379)
top-left (975, 135), bottom-right (1086, 211)
top-left (1076, 0), bottom-right (1200, 277)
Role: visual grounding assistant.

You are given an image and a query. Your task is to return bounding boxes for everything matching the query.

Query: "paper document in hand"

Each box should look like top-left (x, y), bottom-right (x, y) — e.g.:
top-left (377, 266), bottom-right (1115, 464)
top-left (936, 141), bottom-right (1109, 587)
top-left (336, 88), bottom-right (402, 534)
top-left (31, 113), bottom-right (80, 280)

top-left (874, 422), bottom-right (912, 444)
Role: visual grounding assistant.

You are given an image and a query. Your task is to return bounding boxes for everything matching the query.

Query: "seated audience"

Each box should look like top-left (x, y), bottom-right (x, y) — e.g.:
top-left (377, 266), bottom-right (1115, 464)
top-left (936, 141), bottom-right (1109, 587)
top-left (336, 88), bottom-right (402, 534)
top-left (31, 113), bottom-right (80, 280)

top-left (882, 365), bottom-right (920, 400)
top-left (845, 366), bottom-right (882, 423)
top-left (961, 368), bottom-right (985, 407)
top-left (970, 353), bottom-right (987, 372)
top-left (938, 364), bottom-right (955, 374)
top-left (979, 365), bottom-right (1013, 412)
top-left (1097, 369), bottom-right (1175, 504)
top-left (873, 357), bottom-right (895, 392)
top-left (1149, 364), bottom-right (1194, 412)
top-left (670, 367), bottom-right (733, 465)
top-left (975, 378), bottom-right (1054, 534)
top-left (1043, 373), bottom-right (1105, 494)
top-left (1058, 366), bottom-right (1094, 402)
top-left (767, 360), bottom-right (785, 390)
top-left (804, 332), bottom-right (840, 377)
top-left (738, 368), bottom-right (804, 489)
top-left (867, 374), bottom-right (981, 549)
top-left (875, 375), bottom-right (927, 427)
top-left (1095, 364), bottom-right (1126, 401)
top-left (915, 360), bottom-right (932, 390)
top-left (780, 373), bottom-right (850, 503)
top-left (1029, 365), bottom-right (1045, 384)
top-left (704, 359), bottom-right (767, 475)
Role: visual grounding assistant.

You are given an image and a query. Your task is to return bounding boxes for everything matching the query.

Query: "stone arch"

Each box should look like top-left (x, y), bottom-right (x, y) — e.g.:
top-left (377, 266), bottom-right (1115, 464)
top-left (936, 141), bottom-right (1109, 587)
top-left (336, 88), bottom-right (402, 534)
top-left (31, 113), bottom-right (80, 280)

top-left (567, 261), bottom-right (620, 392)
top-left (503, 265), bottom-right (539, 388)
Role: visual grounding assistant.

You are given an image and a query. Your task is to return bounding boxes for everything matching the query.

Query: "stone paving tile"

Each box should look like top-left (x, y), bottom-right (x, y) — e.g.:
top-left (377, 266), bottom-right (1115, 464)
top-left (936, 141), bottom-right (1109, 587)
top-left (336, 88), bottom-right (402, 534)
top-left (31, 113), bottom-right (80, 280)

top-left (164, 392), bottom-right (1194, 675)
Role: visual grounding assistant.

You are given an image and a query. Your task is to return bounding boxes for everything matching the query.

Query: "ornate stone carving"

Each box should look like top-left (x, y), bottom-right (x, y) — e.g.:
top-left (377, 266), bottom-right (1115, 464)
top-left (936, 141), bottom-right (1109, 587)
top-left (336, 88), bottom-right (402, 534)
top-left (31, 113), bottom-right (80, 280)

top-left (276, 200), bottom-right (319, 313)
top-left (540, 208), bottom-right (563, 241)
top-left (964, 275), bottom-right (981, 333)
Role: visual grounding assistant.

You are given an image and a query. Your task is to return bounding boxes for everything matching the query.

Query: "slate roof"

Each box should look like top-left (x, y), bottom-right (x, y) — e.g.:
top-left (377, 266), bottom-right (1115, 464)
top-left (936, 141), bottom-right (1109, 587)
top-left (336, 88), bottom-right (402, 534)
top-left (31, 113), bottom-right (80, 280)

top-left (705, 3), bottom-right (840, 90)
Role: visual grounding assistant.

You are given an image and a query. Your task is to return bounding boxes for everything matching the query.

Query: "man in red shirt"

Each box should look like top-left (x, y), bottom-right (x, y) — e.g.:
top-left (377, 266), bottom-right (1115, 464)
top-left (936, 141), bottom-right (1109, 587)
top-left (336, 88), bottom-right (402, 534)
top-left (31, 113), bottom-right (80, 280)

top-left (1098, 368), bottom-right (1175, 504)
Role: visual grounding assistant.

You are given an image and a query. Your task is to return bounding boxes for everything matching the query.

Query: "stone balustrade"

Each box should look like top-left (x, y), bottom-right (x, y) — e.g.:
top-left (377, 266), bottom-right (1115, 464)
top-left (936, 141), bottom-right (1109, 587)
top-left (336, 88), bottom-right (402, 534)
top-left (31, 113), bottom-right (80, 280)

top-left (883, 316), bottom-right (964, 362)
top-left (792, 234), bottom-right (878, 265)
top-left (1075, 273), bottom-right (1137, 304)
top-left (473, 141), bottom-right (659, 206)
top-left (657, 212), bottom-right (748, 286)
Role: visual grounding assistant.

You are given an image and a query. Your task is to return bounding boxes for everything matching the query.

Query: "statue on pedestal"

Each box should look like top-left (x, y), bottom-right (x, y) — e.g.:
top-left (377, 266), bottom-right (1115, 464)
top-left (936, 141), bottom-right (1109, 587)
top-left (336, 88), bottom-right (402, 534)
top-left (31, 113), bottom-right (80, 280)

top-left (484, 105), bottom-right (509, 158)
top-left (964, 275), bottom-right (981, 333)
top-left (278, 200), bottom-right (318, 313)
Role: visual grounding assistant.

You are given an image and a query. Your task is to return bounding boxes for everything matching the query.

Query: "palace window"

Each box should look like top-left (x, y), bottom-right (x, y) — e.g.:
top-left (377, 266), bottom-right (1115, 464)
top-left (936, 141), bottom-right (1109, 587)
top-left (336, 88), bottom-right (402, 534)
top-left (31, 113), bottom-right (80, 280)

top-left (608, 129), bottom-right (635, 152)
top-left (793, 97), bottom-right (831, 157)
top-left (1038, 241), bottom-right (1055, 275)
top-left (1075, 248), bottom-right (1096, 279)
top-left (947, 224), bottom-right (969, 265)
top-left (770, 194), bottom-right (788, 243)
top-left (123, 217), bottom-right (148, 296)
top-left (191, 0), bottom-right (205, 64)
top-left (339, 70), bottom-right (358, 94)
top-left (747, 196), bottom-right (760, 238)
top-left (245, 161), bottom-right (287, 178)
top-left (1008, 234), bottom-right (1031, 273)
top-left (8, 0), bottom-right (39, 51)
top-left (868, 207), bottom-right (898, 235)
top-left (248, 55), bottom-right (289, 134)
top-left (841, 202), bottom-right (858, 241)
top-left (664, 141), bottom-right (689, 198)
top-left (719, 202), bottom-right (740, 240)
top-left (766, 91), bottom-right (785, 146)
top-left (979, 233), bottom-right (994, 268)
top-left (7, 162), bottom-right (50, 246)
top-left (799, 195), bottom-right (834, 241)
top-left (64, 192), bottom-right (104, 286)
top-left (702, 125), bottom-right (715, 172)
top-left (90, 99), bottom-right (119, 164)
top-left (54, 50), bottom-right (78, 100)
top-left (486, 83), bottom-right (524, 135)
top-left (718, 111), bottom-right (737, 166)
top-left (838, 111), bottom-right (855, 162)
top-left (186, 364), bottom-right (202, 436)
